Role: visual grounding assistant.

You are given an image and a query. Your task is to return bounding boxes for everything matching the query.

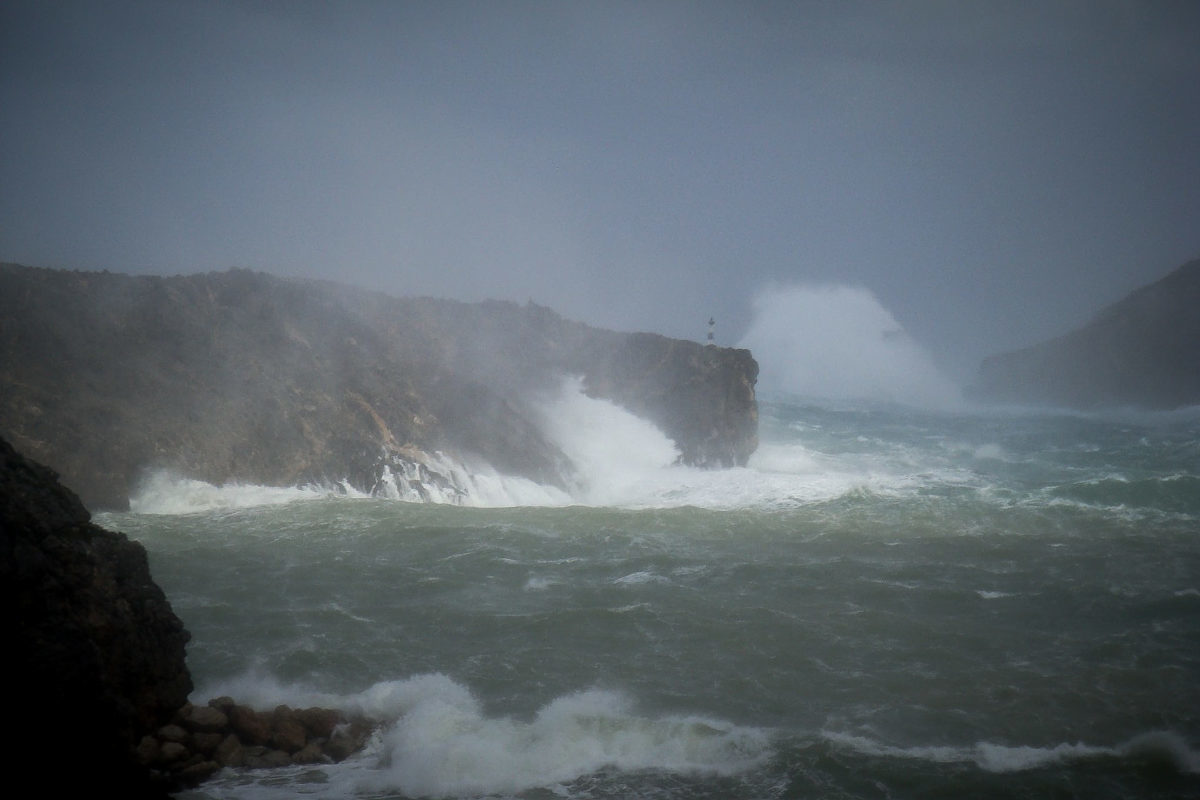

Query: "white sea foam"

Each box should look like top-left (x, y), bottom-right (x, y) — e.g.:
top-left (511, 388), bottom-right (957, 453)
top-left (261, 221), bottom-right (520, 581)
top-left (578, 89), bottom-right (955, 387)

top-left (125, 378), bottom-right (677, 512)
top-left (426, 453), bottom-right (572, 508)
top-left (127, 453), bottom-right (569, 514)
top-left (523, 575), bottom-right (561, 591)
top-left (536, 375), bottom-right (682, 505)
top-left (128, 471), bottom-right (359, 514)
top-left (194, 673), bottom-right (773, 798)
top-left (126, 377), bottom-right (966, 513)
top-left (532, 378), bottom-right (956, 509)
top-left (613, 570), bottom-right (671, 585)
top-left (359, 676), bottom-right (772, 798)
top-left (823, 729), bottom-right (1200, 774)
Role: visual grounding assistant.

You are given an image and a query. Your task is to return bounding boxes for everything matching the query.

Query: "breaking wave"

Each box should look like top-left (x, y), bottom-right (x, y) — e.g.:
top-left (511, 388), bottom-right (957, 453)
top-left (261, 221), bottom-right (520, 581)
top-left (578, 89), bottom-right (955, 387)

top-left (128, 472), bottom-right (359, 515)
top-left (823, 730), bottom-right (1200, 774)
top-left (126, 377), bottom-right (977, 513)
top-left (739, 283), bottom-right (963, 409)
top-left (193, 672), bottom-right (772, 799)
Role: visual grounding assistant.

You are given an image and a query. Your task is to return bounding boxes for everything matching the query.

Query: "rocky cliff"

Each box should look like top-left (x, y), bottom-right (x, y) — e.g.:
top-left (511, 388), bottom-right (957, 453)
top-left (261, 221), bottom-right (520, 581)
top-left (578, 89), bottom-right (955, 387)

top-left (0, 264), bottom-right (758, 509)
top-left (970, 258), bottom-right (1200, 410)
top-left (1, 434), bottom-right (192, 796)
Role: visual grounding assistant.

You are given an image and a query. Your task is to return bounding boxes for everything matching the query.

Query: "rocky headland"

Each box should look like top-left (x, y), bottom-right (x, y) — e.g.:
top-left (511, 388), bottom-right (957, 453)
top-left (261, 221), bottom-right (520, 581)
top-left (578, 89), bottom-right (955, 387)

top-left (969, 258), bottom-right (1200, 410)
top-left (0, 263), bottom-right (758, 510)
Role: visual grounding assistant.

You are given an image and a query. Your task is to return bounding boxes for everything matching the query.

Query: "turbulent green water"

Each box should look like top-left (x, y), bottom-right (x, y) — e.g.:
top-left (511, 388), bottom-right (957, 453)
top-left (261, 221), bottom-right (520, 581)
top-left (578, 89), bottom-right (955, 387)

top-left (98, 399), bottom-right (1200, 799)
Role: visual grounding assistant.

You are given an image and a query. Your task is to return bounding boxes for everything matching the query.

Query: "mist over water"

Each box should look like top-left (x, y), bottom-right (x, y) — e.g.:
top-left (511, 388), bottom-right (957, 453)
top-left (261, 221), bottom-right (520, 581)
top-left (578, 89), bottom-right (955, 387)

top-left (739, 284), bottom-right (964, 409)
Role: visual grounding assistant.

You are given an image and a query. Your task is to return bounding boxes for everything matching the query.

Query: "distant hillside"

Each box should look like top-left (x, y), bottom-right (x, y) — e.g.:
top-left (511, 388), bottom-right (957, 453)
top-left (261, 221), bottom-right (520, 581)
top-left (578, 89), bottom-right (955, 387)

top-left (0, 264), bottom-right (758, 509)
top-left (970, 258), bottom-right (1200, 410)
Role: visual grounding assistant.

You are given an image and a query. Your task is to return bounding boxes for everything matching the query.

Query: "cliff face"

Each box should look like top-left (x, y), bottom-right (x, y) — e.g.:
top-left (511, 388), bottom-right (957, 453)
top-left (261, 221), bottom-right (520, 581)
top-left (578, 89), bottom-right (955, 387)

top-left (970, 259), bottom-right (1200, 410)
top-left (1, 435), bottom-right (192, 796)
top-left (0, 264), bottom-right (758, 508)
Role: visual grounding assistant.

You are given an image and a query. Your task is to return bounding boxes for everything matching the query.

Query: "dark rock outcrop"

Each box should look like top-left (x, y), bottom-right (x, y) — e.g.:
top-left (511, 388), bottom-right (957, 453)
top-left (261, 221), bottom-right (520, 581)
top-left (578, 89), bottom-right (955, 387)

top-left (0, 435), bottom-right (193, 796)
top-left (970, 258), bottom-right (1200, 410)
top-left (0, 263), bottom-right (758, 509)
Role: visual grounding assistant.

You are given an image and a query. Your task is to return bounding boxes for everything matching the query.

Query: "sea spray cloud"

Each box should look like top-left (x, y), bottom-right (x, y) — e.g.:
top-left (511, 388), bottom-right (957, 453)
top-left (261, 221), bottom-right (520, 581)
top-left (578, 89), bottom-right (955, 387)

top-left (739, 284), bottom-right (963, 409)
top-left (536, 376), bottom-right (681, 504)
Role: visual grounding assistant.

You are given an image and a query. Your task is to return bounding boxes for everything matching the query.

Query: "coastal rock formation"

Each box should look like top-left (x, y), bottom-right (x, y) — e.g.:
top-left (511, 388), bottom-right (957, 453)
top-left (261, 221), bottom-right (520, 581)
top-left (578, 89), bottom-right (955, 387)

top-left (0, 435), bottom-right (193, 796)
top-left (582, 332), bottom-right (758, 468)
top-left (0, 263), bottom-right (758, 509)
top-left (970, 258), bottom-right (1200, 410)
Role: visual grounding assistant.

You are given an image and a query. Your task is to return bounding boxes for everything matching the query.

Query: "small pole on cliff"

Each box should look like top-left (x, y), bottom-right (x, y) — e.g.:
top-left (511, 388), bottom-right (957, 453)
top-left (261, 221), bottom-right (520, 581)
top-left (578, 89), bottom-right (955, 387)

top-left (707, 317), bottom-right (715, 346)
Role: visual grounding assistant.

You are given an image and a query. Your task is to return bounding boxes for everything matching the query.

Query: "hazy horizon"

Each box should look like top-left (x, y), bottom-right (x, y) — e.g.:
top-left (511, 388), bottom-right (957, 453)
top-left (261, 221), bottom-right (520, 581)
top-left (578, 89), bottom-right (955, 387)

top-left (3, 1), bottom-right (1198, 385)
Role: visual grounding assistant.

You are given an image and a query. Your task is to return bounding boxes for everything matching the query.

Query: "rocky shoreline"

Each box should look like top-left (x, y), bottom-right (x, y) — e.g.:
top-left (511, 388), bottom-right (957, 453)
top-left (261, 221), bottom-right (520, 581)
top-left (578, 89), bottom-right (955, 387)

top-left (138, 698), bottom-right (378, 789)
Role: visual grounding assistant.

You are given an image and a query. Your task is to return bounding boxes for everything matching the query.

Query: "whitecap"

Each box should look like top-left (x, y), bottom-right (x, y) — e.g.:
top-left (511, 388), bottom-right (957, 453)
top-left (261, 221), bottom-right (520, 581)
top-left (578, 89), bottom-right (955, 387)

top-left (823, 729), bottom-right (1200, 774)
top-left (351, 676), bottom-right (772, 798)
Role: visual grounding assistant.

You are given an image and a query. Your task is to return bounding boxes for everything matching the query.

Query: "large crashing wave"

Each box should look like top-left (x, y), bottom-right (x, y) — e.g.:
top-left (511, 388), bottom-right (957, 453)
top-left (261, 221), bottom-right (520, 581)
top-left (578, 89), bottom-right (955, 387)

top-left (192, 672), bottom-right (773, 799)
top-left (739, 284), bottom-right (962, 409)
top-left (535, 375), bottom-right (681, 505)
top-left (127, 378), bottom-right (679, 513)
top-left (126, 374), bottom-right (967, 514)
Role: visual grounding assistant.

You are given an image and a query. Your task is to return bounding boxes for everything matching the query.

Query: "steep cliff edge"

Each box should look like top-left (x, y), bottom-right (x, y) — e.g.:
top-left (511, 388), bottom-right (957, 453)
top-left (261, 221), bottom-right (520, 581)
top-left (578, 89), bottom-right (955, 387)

top-left (0, 434), bottom-right (192, 795)
top-left (0, 264), bottom-right (757, 508)
top-left (970, 258), bottom-right (1200, 410)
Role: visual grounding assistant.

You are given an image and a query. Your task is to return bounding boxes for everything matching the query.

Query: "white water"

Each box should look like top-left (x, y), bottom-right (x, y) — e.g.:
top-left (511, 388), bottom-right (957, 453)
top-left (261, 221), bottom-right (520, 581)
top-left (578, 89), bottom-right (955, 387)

top-left (823, 730), bottom-right (1200, 775)
top-left (361, 678), bottom-right (770, 798)
top-left (739, 283), bottom-right (963, 409)
top-left (128, 472), bottom-right (362, 515)
top-left (187, 670), bottom-right (772, 799)
top-left (127, 379), bottom-right (971, 515)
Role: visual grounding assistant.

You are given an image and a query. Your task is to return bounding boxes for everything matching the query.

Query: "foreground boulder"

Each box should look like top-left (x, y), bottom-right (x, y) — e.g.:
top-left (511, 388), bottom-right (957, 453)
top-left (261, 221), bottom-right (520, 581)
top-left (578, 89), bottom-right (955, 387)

top-left (0, 436), bottom-right (193, 796)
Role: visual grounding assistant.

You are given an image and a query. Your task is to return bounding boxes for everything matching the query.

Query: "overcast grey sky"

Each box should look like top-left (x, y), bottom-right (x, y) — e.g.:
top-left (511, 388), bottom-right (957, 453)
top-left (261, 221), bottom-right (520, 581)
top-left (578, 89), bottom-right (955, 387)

top-left (2, 0), bottom-right (1198, 383)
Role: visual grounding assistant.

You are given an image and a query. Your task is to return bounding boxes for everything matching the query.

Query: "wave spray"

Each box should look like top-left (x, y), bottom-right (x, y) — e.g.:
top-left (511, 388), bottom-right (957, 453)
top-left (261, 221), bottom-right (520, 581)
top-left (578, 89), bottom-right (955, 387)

top-left (739, 284), bottom-right (962, 408)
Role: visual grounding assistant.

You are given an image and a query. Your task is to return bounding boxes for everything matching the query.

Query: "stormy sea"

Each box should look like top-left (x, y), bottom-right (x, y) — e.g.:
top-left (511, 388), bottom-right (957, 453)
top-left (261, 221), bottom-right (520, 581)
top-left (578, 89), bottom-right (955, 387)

top-left (96, 387), bottom-right (1200, 800)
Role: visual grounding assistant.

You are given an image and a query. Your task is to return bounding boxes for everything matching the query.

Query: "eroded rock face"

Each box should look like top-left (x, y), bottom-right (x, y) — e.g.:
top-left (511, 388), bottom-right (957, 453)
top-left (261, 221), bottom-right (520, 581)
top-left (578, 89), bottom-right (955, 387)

top-left (0, 435), bottom-right (193, 797)
top-left (970, 258), bottom-right (1200, 410)
top-left (0, 264), bottom-right (758, 508)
